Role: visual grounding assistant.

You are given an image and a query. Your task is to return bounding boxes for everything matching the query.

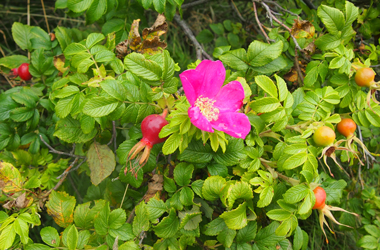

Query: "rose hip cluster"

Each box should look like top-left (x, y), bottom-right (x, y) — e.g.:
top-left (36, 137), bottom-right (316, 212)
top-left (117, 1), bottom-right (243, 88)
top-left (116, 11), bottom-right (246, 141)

top-left (12, 63), bottom-right (32, 81)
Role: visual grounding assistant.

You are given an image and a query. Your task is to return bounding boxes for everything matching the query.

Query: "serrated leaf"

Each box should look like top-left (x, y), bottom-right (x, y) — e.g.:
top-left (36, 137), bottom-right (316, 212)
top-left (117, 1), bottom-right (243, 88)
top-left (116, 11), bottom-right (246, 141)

top-left (154, 208), bottom-right (179, 238)
top-left (283, 185), bottom-right (309, 204)
top-left (247, 40), bottom-right (283, 67)
top-left (250, 97), bottom-right (280, 113)
top-left (317, 5), bottom-right (345, 35)
top-left (41, 226), bottom-right (60, 247)
top-left (46, 191), bottom-right (76, 228)
top-left (202, 176), bottom-right (226, 201)
top-left (124, 52), bottom-right (162, 83)
top-left (282, 152), bottom-right (308, 170)
top-left (83, 97), bottom-right (119, 117)
top-left (220, 202), bottom-right (247, 230)
top-left (0, 162), bottom-right (23, 193)
top-left (255, 75), bottom-right (278, 98)
top-left (54, 117), bottom-right (97, 143)
top-left (87, 142), bottom-right (116, 186)
top-left (173, 163), bottom-right (194, 186)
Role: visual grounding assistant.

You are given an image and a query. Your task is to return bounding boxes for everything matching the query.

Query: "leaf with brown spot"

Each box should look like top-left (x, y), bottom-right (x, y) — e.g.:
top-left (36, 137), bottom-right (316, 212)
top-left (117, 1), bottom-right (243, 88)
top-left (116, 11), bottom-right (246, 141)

top-left (46, 191), bottom-right (76, 228)
top-left (0, 162), bottom-right (23, 193)
top-left (142, 14), bottom-right (167, 40)
top-left (87, 142), bottom-right (116, 186)
top-left (15, 192), bottom-right (33, 209)
top-left (291, 19), bottom-right (315, 39)
top-left (54, 55), bottom-right (69, 73)
top-left (129, 19), bottom-right (142, 50)
top-left (116, 14), bottom-right (167, 59)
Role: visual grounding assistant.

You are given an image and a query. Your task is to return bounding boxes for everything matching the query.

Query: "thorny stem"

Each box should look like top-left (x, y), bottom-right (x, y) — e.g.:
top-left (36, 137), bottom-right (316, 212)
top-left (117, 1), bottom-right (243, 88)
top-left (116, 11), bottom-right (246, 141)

top-left (39, 135), bottom-right (86, 159)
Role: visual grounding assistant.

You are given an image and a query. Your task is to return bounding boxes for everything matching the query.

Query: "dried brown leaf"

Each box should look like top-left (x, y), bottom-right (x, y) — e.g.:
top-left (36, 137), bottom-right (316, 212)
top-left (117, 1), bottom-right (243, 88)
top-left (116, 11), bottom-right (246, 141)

top-left (291, 19), bottom-right (315, 39)
top-left (144, 174), bottom-right (163, 202)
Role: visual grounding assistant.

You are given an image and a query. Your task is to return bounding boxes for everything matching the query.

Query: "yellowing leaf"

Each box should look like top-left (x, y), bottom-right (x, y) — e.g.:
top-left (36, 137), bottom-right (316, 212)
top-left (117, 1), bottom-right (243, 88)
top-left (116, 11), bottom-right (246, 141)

top-left (46, 191), bottom-right (76, 228)
top-left (0, 162), bottom-right (23, 193)
top-left (87, 142), bottom-right (116, 186)
top-left (53, 55), bottom-right (69, 73)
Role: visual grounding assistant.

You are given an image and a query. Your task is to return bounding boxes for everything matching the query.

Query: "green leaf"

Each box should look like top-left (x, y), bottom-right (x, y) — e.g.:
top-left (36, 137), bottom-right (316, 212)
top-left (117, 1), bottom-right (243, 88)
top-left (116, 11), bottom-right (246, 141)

top-left (67, 0), bottom-right (93, 12)
top-left (345, 1), bottom-right (359, 26)
top-left (162, 132), bottom-right (181, 155)
top-left (247, 40), bottom-right (283, 67)
top-left (124, 53), bottom-right (162, 83)
top-left (173, 163), bottom-right (194, 186)
top-left (283, 184), bottom-right (309, 204)
top-left (178, 206), bottom-right (202, 230)
top-left (267, 209), bottom-right (292, 221)
top-left (12, 22), bottom-right (32, 50)
top-left (86, 33), bottom-right (105, 48)
top-left (0, 55), bottom-right (29, 69)
top-left (255, 75), bottom-right (278, 98)
top-left (86, 0), bottom-right (107, 24)
top-left (179, 140), bottom-right (213, 163)
top-left (219, 49), bottom-right (248, 71)
top-left (66, 225), bottom-right (78, 250)
top-left (77, 230), bottom-right (90, 249)
top-left (95, 50), bottom-right (115, 62)
top-left (25, 244), bottom-right (52, 250)
top-left (55, 26), bottom-right (71, 51)
top-left (196, 29), bottom-right (214, 43)
top-left (153, 0), bottom-right (165, 13)
top-left (119, 241), bottom-right (140, 250)
top-left (275, 75), bottom-right (288, 102)
top-left (202, 176), bottom-right (226, 201)
top-left (14, 218), bottom-right (29, 244)
top-left (64, 43), bottom-right (87, 56)
top-left (41, 226), bottom-right (60, 247)
top-left (304, 66), bottom-right (319, 87)
top-left (94, 203), bottom-right (110, 236)
top-left (83, 97), bottom-right (119, 118)
top-left (109, 208), bottom-right (126, 229)
top-left (298, 190), bottom-right (315, 215)
top-left (365, 110), bottom-right (380, 127)
top-left (46, 191), bottom-right (76, 228)
top-left (154, 208), bottom-right (179, 238)
top-left (54, 117), bottom-right (97, 143)
top-left (236, 221), bottom-right (257, 243)
top-left (364, 225), bottom-right (380, 238)
top-left (317, 5), bottom-right (345, 34)
top-left (315, 34), bottom-right (341, 51)
top-left (100, 79), bottom-right (127, 102)
top-left (146, 199), bottom-right (168, 222)
top-left (357, 235), bottom-right (378, 249)
top-left (109, 223), bottom-right (134, 241)
top-left (213, 138), bottom-right (245, 166)
top-left (227, 182), bottom-right (253, 210)
top-left (74, 202), bottom-right (93, 229)
top-left (0, 224), bottom-right (16, 250)
top-left (217, 227), bottom-right (236, 248)
top-left (87, 142), bottom-right (116, 186)
top-left (204, 217), bottom-right (227, 236)
top-left (250, 97), bottom-right (280, 113)
top-left (0, 162), bottom-right (23, 193)
top-left (164, 175), bottom-right (177, 193)
top-left (281, 152), bottom-right (308, 170)
top-left (257, 186), bottom-right (274, 208)
top-left (133, 202), bottom-right (150, 236)
top-left (180, 187), bottom-right (195, 206)
top-left (10, 107), bottom-right (34, 122)
top-left (255, 222), bottom-right (285, 248)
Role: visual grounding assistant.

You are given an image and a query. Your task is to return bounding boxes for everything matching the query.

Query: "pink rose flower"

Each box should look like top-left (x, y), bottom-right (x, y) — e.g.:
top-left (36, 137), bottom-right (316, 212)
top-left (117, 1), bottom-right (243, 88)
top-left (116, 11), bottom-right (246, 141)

top-left (179, 60), bottom-right (251, 139)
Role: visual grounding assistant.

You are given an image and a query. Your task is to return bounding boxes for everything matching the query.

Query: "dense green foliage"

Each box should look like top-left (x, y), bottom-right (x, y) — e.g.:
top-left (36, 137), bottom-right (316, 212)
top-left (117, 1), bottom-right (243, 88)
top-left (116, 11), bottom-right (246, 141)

top-left (1, 0), bottom-right (380, 249)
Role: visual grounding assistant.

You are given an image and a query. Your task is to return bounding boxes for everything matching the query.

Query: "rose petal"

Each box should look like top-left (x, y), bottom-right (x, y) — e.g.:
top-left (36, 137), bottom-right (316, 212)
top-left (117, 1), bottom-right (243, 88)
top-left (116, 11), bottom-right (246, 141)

top-left (214, 81), bottom-right (244, 112)
top-left (188, 106), bottom-right (214, 132)
top-left (180, 60), bottom-right (225, 101)
top-left (211, 112), bottom-right (251, 139)
top-left (180, 72), bottom-right (197, 105)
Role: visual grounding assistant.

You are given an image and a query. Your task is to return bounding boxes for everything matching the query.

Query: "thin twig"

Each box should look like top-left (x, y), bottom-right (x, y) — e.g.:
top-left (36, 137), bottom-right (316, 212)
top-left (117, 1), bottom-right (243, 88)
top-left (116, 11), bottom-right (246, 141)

top-left (196, 237), bottom-right (209, 250)
top-left (231, 0), bottom-right (246, 22)
top-left (173, 14), bottom-right (212, 60)
top-left (39, 135), bottom-right (86, 159)
top-left (259, 1), bottom-right (302, 51)
top-left (120, 184), bottom-right (129, 208)
top-left (253, 1), bottom-right (273, 43)
top-left (0, 11), bottom-right (86, 23)
top-left (356, 126), bottom-right (366, 189)
top-left (41, 0), bottom-right (50, 33)
top-left (57, 158), bottom-right (87, 179)
top-left (182, 0), bottom-right (209, 9)
top-left (264, 0), bottom-right (299, 16)
top-left (294, 48), bottom-right (304, 84)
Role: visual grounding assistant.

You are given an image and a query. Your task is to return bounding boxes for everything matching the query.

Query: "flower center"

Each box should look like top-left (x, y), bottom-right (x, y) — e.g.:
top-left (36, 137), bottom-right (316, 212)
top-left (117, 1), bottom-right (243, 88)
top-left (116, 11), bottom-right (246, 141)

top-left (194, 96), bottom-right (219, 122)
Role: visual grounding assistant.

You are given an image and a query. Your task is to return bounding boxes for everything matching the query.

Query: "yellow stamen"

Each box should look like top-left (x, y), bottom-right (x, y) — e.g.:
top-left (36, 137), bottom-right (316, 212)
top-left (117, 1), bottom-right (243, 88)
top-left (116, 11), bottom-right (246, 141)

top-left (194, 96), bottom-right (220, 122)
